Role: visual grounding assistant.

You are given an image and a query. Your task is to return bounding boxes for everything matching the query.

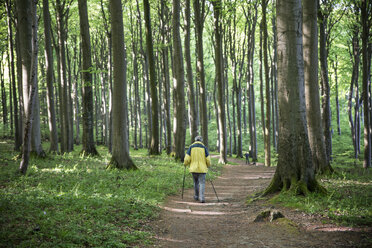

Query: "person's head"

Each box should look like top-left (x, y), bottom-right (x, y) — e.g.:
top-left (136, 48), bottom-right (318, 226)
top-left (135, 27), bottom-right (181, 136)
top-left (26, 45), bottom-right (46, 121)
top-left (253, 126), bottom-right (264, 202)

top-left (195, 136), bottom-right (203, 142)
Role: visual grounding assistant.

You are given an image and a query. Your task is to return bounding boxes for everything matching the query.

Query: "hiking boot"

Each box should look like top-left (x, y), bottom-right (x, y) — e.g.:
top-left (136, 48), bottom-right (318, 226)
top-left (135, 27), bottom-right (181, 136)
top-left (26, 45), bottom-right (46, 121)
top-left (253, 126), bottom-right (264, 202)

top-left (194, 196), bottom-right (199, 201)
top-left (200, 199), bottom-right (205, 203)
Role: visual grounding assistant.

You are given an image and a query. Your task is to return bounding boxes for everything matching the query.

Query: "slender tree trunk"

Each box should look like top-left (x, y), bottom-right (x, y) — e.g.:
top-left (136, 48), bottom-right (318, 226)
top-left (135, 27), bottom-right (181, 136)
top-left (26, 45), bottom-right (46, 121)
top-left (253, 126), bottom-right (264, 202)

top-left (333, 57), bottom-right (341, 135)
top-left (143, 0), bottom-right (160, 155)
top-left (185, 0), bottom-right (198, 142)
top-left (303, 0), bottom-right (332, 174)
top-left (56, 0), bottom-right (71, 153)
top-left (172, 0), bottom-right (186, 161)
top-left (361, 0), bottom-right (371, 168)
top-left (1, 54), bottom-right (7, 127)
top-left (6, 0), bottom-right (21, 150)
top-left (213, 0), bottom-right (227, 164)
top-left (43, 0), bottom-right (59, 153)
top-left (259, 27), bottom-right (265, 139)
top-left (108, 0), bottom-right (136, 170)
top-left (318, 0), bottom-right (332, 162)
top-left (262, 0), bottom-right (271, 167)
top-left (78, 0), bottom-right (98, 155)
top-left (161, 1), bottom-right (171, 154)
top-left (193, 0), bottom-right (208, 147)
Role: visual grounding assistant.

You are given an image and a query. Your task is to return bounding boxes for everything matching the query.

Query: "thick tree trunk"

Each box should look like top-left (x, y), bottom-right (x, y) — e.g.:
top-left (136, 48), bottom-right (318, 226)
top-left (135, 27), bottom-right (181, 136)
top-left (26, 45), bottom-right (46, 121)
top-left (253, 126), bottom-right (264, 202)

top-left (264, 0), bottom-right (322, 195)
top-left (172, 0), bottom-right (186, 161)
top-left (108, 0), bottom-right (136, 170)
top-left (18, 0), bottom-right (39, 174)
top-left (78, 0), bottom-right (98, 155)
top-left (185, 0), bottom-right (198, 143)
top-left (262, 0), bottom-right (271, 167)
top-left (303, 0), bottom-right (332, 174)
top-left (213, 0), bottom-right (227, 164)
top-left (193, 0), bottom-right (208, 148)
top-left (43, 0), bottom-right (59, 153)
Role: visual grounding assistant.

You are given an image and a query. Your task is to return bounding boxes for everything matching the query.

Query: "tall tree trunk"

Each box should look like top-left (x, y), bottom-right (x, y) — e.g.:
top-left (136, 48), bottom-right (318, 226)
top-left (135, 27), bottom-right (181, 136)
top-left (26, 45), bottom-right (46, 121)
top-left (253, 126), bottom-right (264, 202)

top-left (361, 0), bottom-right (371, 168)
top-left (56, 0), bottom-right (71, 153)
top-left (143, 0), bottom-right (160, 155)
top-left (318, 0), bottom-right (332, 162)
top-left (185, 0), bottom-right (198, 142)
top-left (259, 27), bottom-right (265, 139)
top-left (264, 0), bottom-right (322, 195)
top-left (43, 0), bottom-right (59, 153)
top-left (78, 0), bottom-right (98, 155)
top-left (15, 20), bottom-right (24, 146)
top-left (262, 0), bottom-right (271, 167)
top-left (161, 0), bottom-right (171, 154)
top-left (6, 0), bottom-right (21, 151)
top-left (108, 0), bottom-right (136, 170)
top-left (18, 0), bottom-right (38, 174)
top-left (303, 0), bottom-right (332, 174)
top-left (193, 0), bottom-right (208, 147)
top-left (213, 0), bottom-right (227, 164)
top-left (172, 0), bottom-right (186, 161)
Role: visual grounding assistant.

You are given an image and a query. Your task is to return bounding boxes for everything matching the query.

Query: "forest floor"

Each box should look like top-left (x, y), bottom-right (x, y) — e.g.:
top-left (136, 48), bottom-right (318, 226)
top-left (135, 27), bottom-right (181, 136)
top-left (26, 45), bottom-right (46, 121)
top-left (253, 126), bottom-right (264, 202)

top-left (149, 157), bottom-right (372, 248)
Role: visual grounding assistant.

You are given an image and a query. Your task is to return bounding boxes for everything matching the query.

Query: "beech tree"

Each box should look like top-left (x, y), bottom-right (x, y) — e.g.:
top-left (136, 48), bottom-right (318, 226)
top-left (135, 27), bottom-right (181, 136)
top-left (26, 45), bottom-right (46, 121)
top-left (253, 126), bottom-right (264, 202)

top-left (172, 0), bottom-right (186, 161)
top-left (264, 0), bottom-right (323, 195)
top-left (78, 0), bottom-right (98, 155)
top-left (108, 0), bottom-right (136, 170)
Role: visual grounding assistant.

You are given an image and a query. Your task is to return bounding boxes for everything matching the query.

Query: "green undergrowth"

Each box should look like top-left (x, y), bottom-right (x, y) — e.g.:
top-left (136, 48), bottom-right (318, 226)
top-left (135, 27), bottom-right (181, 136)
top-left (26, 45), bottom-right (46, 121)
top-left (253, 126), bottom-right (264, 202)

top-left (269, 133), bottom-right (372, 227)
top-left (0, 140), bottom-right (221, 247)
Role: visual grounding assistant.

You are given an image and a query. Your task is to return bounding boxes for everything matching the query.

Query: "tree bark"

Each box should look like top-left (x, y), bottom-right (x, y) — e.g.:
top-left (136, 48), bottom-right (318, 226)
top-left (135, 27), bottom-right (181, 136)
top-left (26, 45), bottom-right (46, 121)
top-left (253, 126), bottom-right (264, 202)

top-left (361, 0), bottom-right (371, 168)
top-left (332, 57), bottom-right (341, 135)
top-left (6, 0), bottom-right (21, 151)
top-left (264, 0), bottom-right (322, 195)
top-left (185, 0), bottom-right (198, 143)
top-left (108, 0), bottom-right (136, 170)
top-left (78, 0), bottom-right (98, 155)
top-left (56, 0), bottom-right (72, 153)
top-left (143, 0), bottom-right (160, 155)
top-left (213, 0), bottom-right (227, 164)
top-left (262, 0), bottom-right (271, 167)
top-left (193, 0), bottom-right (208, 147)
top-left (303, 0), bottom-right (332, 174)
top-left (43, 0), bottom-right (59, 153)
top-left (160, 0), bottom-right (172, 154)
top-left (318, 0), bottom-right (332, 162)
top-left (18, 0), bottom-right (38, 174)
top-left (172, 0), bottom-right (186, 161)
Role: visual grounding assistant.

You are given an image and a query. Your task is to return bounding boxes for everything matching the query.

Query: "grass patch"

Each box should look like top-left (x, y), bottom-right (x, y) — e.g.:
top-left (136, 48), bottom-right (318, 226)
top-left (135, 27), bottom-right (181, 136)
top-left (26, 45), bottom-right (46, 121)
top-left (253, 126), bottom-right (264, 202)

top-left (0, 140), bottom-right (222, 247)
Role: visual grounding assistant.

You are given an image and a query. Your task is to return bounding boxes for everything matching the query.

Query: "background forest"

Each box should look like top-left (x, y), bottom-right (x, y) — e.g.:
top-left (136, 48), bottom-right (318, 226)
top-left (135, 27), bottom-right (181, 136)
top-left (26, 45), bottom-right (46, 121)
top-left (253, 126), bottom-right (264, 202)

top-left (0, 0), bottom-right (372, 247)
top-left (0, 0), bottom-right (371, 167)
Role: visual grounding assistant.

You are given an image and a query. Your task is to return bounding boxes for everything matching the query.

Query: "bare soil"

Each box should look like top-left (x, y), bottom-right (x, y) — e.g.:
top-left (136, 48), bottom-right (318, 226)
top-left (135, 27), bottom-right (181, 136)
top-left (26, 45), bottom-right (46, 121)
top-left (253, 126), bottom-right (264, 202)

top-left (149, 158), bottom-right (372, 248)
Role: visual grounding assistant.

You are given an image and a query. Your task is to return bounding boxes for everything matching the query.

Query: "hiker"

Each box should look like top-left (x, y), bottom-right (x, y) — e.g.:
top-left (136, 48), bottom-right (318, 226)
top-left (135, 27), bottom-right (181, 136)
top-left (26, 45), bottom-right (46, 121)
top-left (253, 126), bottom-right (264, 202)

top-left (184, 136), bottom-right (211, 203)
top-left (245, 151), bottom-right (250, 165)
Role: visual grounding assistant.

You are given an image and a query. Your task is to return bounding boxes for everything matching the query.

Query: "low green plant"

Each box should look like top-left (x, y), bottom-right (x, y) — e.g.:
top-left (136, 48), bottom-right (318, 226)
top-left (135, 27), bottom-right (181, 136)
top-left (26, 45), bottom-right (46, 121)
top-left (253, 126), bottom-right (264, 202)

top-left (0, 140), bottom-right (221, 247)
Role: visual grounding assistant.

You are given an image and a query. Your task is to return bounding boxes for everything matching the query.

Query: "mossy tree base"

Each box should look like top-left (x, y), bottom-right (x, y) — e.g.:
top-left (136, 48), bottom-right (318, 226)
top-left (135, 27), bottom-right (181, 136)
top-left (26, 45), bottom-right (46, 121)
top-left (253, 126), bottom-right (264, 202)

top-left (107, 157), bottom-right (137, 170)
top-left (263, 171), bottom-right (326, 197)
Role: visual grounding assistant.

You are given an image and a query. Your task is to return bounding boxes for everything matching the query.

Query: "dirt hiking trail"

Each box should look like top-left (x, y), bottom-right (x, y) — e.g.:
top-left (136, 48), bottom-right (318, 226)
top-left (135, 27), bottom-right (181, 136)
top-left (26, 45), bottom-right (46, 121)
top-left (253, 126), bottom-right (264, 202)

top-left (150, 158), bottom-right (372, 248)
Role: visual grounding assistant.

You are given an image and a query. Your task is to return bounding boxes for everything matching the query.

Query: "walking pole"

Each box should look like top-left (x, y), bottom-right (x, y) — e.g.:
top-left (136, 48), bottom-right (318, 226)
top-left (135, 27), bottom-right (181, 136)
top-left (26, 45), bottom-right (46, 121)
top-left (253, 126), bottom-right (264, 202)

top-left (181, 166), bottom-right (186, 199)
top-left (209, 179), bottom-right (220, 202)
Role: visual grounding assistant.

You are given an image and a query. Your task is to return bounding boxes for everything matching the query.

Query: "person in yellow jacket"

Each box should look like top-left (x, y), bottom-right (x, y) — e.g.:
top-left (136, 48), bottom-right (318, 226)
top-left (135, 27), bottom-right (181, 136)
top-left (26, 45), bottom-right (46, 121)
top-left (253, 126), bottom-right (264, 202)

top-left (184, 136), bottom-right (211, 203)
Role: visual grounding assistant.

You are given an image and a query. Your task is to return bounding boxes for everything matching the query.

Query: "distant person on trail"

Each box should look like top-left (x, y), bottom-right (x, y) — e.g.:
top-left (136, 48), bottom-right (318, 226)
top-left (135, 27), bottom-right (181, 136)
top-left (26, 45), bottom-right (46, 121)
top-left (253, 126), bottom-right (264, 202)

top-left (245, 152), bottom-right (250, 165)
top-left (184, 136), bottom-right (211, 203)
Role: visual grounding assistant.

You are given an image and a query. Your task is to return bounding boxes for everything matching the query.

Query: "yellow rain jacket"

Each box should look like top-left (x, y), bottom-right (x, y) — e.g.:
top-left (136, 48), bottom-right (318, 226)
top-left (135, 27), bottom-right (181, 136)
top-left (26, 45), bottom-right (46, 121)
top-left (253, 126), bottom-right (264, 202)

top-left (184, 141), bottom-right (211, 173)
